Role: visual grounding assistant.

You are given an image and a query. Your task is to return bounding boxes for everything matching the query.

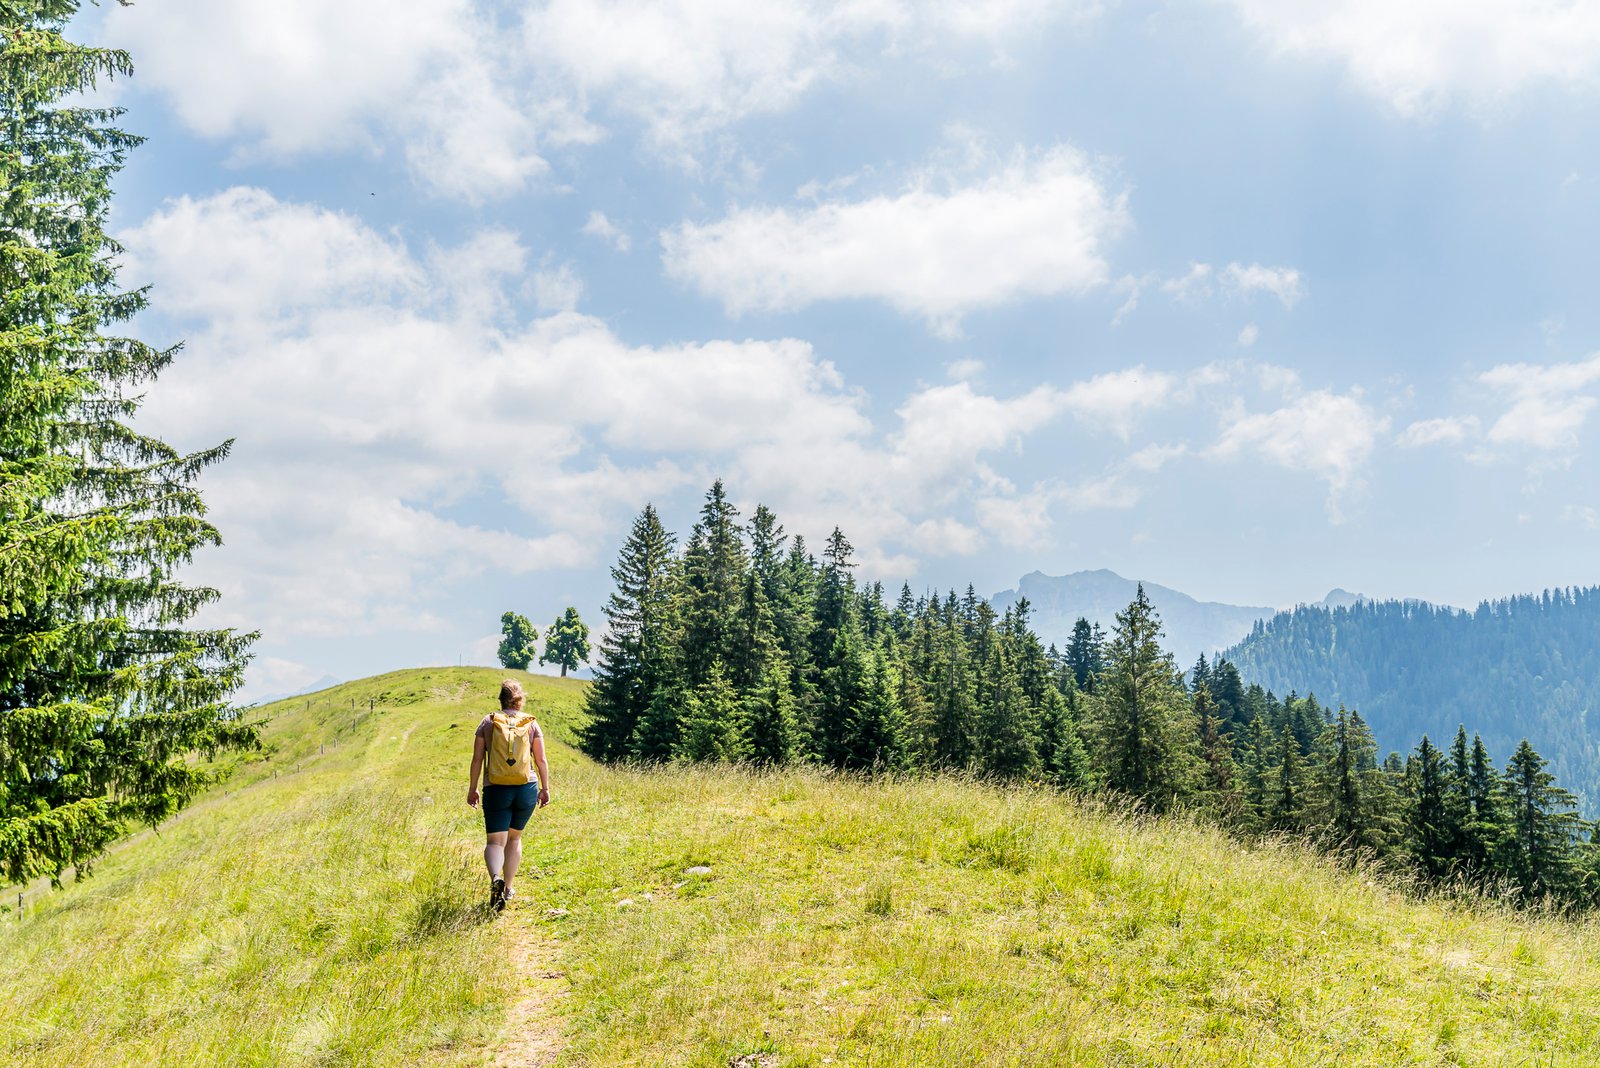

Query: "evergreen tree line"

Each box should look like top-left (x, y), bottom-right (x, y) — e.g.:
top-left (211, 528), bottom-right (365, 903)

top-left (1225, 589), bottom-right (1600, 813)
top-left (583, 485), bottom-right (1599, 910)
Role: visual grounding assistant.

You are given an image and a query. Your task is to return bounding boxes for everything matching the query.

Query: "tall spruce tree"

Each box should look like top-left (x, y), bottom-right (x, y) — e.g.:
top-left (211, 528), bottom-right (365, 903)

top-left (1207, 657), bottom-right (1249, 734)
top-left (1, 2), bottom-right (257, 885)
top-left (1236, 713), bottom-right (1276, 832)
top-left (773, 534), bottom-right (818, 745)
top-left (1462, 733), bottom-right (1504, 878)
top-left (1310, 708), bottom-right (1388, 852)
top-left (1088, 586), bottom-right (1199, 811)
top-left (1502, 739), bottom-right (1583, 899)
top-left (1404, 737), bottom-right (1452, 879)
top-left (981, 644), bottom-right (1042, 778)
top-left (1193, 682), bottom-right (1242, 823)
top-left (1064, 617), bottom-right (1102, 692)
top-left (811, 527), bottom-right (861, 765)
top-left (1267, 718), bottom-right (1308, 833)
top-left (926, 622), bottom-right (976, 768)
top-left (679, 480), bottom-right (746, 684)
top-left (581, 505), bottom-right (677, 761)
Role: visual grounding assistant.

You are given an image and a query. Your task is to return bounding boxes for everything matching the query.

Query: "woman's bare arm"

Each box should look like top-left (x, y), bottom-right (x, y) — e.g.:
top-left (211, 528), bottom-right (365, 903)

top-left (533, 731), bottom-right (551, 806)
top-left (467, 725), bottom-right (486, 807)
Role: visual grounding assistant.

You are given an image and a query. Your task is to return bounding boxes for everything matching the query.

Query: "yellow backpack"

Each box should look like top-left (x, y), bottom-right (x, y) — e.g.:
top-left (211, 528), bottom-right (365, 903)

top-left (485, 711), bottom-right (539, 786)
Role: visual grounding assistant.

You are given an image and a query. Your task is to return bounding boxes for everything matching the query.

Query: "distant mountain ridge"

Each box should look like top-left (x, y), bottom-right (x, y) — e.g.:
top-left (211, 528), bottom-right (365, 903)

top-left (991, 569), bottom-right (1357, 667)
top-left (1224, 589), bottom-right (1600, 813)
top-left (251, 673), bottom-right (343, 708)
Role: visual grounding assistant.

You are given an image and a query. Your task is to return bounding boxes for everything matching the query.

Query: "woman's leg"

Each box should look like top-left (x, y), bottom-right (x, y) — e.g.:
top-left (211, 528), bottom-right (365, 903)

top-left (503, 828), bottom-right (523, 892)
top-left (484, 830), bottom-right (508, 879)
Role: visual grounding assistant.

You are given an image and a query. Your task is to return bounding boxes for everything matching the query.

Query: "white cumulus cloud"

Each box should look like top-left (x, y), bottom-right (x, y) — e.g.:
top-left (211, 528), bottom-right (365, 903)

top-left (96, 0), bottom-right (1108, 192)
top-left (123, 187), bottom-right (1110, 638)
top-left (1221, 0), bottom-right (1600, 116)
top-left (1397, 415), bottom-right (1480, 448)
top-left (1163, 261), bottom-right (1304, 307)
top-left (100, 0), bottom-right (549, 200)
top-left (581, 211), bottom-right (632, 252)
top-left (1209, 388), bottom-right (1390, 517)
top-left (527, 0), bottom-right (1101, 154)
top-left (1480, 352), bottom-right (1600, 450)
top-left (1058, 366), bottom-right (1178, 439)
top-left (662, 144), bottom-right (1128, 337)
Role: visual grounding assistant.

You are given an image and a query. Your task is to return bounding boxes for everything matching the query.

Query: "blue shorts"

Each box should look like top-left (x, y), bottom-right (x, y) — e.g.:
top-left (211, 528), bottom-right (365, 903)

top-left (482, 781), bottom-right (539, 833)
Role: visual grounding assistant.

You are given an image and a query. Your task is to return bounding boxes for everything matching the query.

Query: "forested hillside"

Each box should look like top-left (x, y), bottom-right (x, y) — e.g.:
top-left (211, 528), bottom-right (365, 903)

top-left (1224, 590), bottom-right (1600, 812)
top-left (586, 483), bottom-right (1600, 909)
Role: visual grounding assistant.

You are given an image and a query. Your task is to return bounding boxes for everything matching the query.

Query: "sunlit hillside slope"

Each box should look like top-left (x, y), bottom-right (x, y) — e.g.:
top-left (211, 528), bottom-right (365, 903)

top-left (4, 668), bottom-right (1598, 1066)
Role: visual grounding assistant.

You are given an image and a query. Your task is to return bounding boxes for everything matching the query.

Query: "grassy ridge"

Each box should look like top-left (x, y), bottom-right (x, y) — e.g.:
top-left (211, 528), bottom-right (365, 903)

top-left (537, 767), bottom-right (1600, 1066)
top-left (4, 668), bottom-right (1599, 1066)
top-left (0, 667), bottom-right (587, 1068)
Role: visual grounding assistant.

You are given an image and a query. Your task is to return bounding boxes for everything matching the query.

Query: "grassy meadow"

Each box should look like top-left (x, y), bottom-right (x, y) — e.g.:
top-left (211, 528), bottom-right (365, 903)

top-left (4, 668), bottom-right (1599, 1066)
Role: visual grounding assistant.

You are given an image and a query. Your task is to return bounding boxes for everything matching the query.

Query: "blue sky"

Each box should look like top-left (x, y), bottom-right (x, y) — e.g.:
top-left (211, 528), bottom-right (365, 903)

top-left (81, 1), bottom-right (1600, 700)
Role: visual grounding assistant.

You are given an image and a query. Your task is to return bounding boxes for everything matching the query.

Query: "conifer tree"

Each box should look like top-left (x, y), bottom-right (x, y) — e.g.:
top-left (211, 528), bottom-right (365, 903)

top-left (811, 528), bottom-right (861, 765)
top-left (1, 1), bottom-right (256, 885)
top-left (746, 504), bottom-right (786, 594)
top-left (1039, 685), bottom-right (1091, 789)
top-left (975, 642), bottom-right (1041, 778)
top-left (1194, 682), bottom-right (1242, 823)
top-left (1502, 739), bottom-right (1583, 899)
top-left (842, 647), bottom-right (909, 771)
top-left (1267, 718), bottom-right (1308, 833)
top-left (676, 662), bottom-right (746, 763)
top-left (891, 582), bottom-right (916, 640)
top-left (1404, 737), bottom-right (1452, 879)
top-left (581, 505), bottom-right (677, 761)
top-left (773, 534), bottom-right (818, 745)
top-left (1236, 714), bottom-right (1276, 832)
top-left (1310, 708), bottom-right (1388, 852)
top-left (926, 627), bottom-right (976, 768)
top-left (1088, 586), bottom-right (1199, 811)
top-left (730, 570), bottom-right (780, 692)
top-left (743, 658), bottom-right (799, 766)
top-left (893, 657), bottom-right (933, 765)
top-left (631, 683), bottom-right (684, 761)
top-left (816, 623), bottom-right (866, 767)
top-left (1462, 733), bottom-right (1505, 877)
top-left (1062, 617), bottom-right (1100, 693)
top-left (679, 480), bottom-right (746, 684)
top-left (1207, 658), bottom-right (1249, 734)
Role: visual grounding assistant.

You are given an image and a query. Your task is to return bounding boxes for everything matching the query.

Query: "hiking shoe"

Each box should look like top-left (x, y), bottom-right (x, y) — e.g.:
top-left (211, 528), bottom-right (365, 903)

top-left (490, 877), bottom-right (506, 913)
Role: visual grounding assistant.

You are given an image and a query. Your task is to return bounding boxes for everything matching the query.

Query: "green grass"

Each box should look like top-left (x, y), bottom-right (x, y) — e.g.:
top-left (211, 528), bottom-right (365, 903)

top-left (5, 668), bottom-right (1600, 1066)
top-left (0, 667), bottom-right (586, 1068)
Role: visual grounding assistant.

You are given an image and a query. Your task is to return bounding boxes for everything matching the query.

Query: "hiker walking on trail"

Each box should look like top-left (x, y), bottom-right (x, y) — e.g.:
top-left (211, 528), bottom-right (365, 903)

top-left (467, 679), bottom-right (550, 911)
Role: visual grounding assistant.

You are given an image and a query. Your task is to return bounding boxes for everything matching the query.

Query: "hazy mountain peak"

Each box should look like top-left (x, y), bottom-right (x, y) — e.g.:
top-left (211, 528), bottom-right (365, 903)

top-left (992, 569), bottom-right (1278, 666)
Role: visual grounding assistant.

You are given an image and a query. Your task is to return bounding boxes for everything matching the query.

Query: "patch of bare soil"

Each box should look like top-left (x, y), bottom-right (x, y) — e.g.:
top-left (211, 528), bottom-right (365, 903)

top-left (489, 912), bottom-right (568, 1067)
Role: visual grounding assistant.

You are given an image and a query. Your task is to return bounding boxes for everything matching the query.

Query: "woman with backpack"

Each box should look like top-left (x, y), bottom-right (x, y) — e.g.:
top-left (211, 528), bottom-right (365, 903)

top-left (466, 679), bottom-right (550, 911)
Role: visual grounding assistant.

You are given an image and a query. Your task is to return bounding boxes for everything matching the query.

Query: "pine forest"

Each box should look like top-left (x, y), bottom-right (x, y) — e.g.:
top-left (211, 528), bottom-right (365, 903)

top-left (585, 483), bottom-right (1600, 912)
top-left (1225, 593), bottom-right (1600, 815)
